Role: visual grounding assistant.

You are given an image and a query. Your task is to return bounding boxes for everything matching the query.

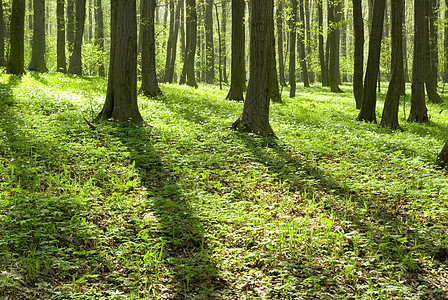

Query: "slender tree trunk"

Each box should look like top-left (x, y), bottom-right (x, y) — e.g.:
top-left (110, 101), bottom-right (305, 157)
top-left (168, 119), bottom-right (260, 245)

top-left (97, 0), bottom-right (142, 124)
top-left (226, 0), bottom-right (245, 101)
top-left (304, 0), bottom-right (314, 82)
top-left (222, 0), bottom-right (228, 83)
top-left (205, 0), bottom-right (214, 83)
top-left (277, 0), bottom-right (286, 86)
top-left (380, 0), bottom-right (403, 130)
top-left (408, 0), bottom-right (428, 123)
top-left (180, 0), bottom-right (198, 87)
top-left (232, 0), bottom-right (275, 137)
top-left (356, 0), bottom-right (386, 123)
top-left (163, 0), bottom-right (180, 83)
top-left (267, 0), bottom-right (281, 103)
top-left (352, 0), bottom-right (363, 108)
top-left (67, 0), bottom-right (75, 51)
top-left (29, 0), bottom-right (47, 72)
top-left (94, 0), bottom-right (105, 76)
top-left (289, 0), bottom-right (297, 97)
top-left (341, 2), bottom-right (347, 82)
top-left (180, 0), bottom-right (185, 63)
top-left (68, 0), bottom-right (86, 75)
top-left (328, 0), bottom-right (342, 92)
top-left (7, 0), bottom-right (25, 74)
top-left (298, 0), bottom-right (309, 87)
top-left (318, 0), bottom-right (327, 86)
top-left (57, 0), bottom-right (66, 72)
top-left (0, 0), bottom-right (6, 66)
top-left (425, 0), bottom-right (442, 103)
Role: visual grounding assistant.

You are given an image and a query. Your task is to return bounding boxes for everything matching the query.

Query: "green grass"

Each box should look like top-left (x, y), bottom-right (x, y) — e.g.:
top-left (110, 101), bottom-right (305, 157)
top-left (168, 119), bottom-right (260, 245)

top-left (0, 72), bottom-right (448, 299)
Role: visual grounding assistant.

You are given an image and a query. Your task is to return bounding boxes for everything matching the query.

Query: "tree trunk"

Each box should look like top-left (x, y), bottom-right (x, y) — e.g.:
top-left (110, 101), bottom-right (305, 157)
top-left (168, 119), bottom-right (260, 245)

top-left (180, 0), bottom-right (185, 63)
top-left (328, 0), bottom-right (342, 92)
top-left (318, 0), bottom-right (327, 86)
top-left (276, 0), bottom-right (286, 86)
top-left (0, 0), bottom-right (5, 66)
top-left (436, 138), bottom-right (448, 168)
top-left (352, 0), bottom-right (363, 109)
top-left (94, 0), bottom-right (105, 76)
top-left (445, 0), bottom-right (448, 82)
top-left (425, 0), bottom-right (442, 103)
top-left (57, 0), bottom-right (66, 72)
top-left (408, 0), bottom-right (429, 123)
top-left (380, 0), bottom-right (403, 130)
top-left (232, 0), bottom-right (275, 137)
top-left (205, 0), bottom-right (214, 83)
top-left (67, 0), bottom-right (75, 50)
top-left (226, 0), bottom-right (245, 101)
top-left (7, 0), bottom-right (25, 74)
top-left (163, 0), bottom-right (180, 83)
top-left (267, 0), bottom-right (281, 103)
top-left (356, 0), bottom-right (386, 123)
top-left (304, 0), bottom-right (314, 82)
top-left (221, 0), bottom-right (228, 83)
top-left (289, 0), bottom-right (297, 97)
top-left (28, 0), bottom-right (47, 72)
top-left (68, 0), bottom-right (86, 75)
top-left (97, 0), bottom-right (142, 124)
top-left (180, 0), bottom-right (198, 88)
top-left (298, 0), bottom-right (309, 88)
top-left (140, 0), bottom-right (162, 97)
top-left (340, 2), bottom-right (347, 82)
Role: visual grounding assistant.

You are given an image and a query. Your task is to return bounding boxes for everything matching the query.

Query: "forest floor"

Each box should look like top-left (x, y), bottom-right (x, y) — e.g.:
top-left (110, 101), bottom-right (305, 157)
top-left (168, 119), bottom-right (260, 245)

top-left (0, 72), bottom-right (448, 299)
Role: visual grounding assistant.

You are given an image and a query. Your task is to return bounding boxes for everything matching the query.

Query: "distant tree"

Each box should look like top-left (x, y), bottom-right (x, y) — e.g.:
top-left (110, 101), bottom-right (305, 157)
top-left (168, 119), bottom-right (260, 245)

top-left (67, 0), bottom-right (75, 50)
top-left (356, 0), bottom-right (386, 123)
top-left (221, 1), bottom-right (228, 83)
top-left (289, 0), bottom-right (298, 98)
top-left (425, 0), bottom-right (442, 103)
top-left (298, 0), bottom-right (309, 87)
top-left (328, 0), bottom-right (343, 93)
top-left (352, 0), bottom-right (363, 108)
top-left (56, 0), bottom-right (66, 72)
top-left (205, 0), bottom-right (214, 83)
top-left (380, 0), bottom-right (403, 130)
top-left (97, 0), bottom-right (143, 124)
top-left (226, 0), bottom-right (245, 101)
top-left (163, 0), bottom-right (180, 83)
top-left (408, 0), bottom-right (428, 123)
top-left (276, 0), bottom-right (286, 86)
top-left (29, 0), bottom-right (47, 72)
top-left (180, 0), bottom-right (198, 88)
top-left (232, 0), bottom-right (275, 137)
top-left (139, 0), bottom-right (162, 97)
top-left (317, 0), bottom-right (327, 86)
top-left (68, 0), bottom-right (86, 75)
top-left (95, 0), bottom-right (105, 76)
top-left (0, 0), bottom-right (5, 66)
top-left (7, 0), bottom-right (25, 74)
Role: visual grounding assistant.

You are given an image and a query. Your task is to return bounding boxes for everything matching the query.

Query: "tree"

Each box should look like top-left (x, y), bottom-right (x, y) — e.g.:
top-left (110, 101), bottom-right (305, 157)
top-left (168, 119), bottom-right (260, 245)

top-left (276, 0), bottom-right (286, 86)
top-left (352, 0), bottom-right (363, 108)
top-left (95, 0), bottom-right (105, 76)
top-left (226, 0), bottom-right (245, 101)
top-left (180, 0), bottom-right (198, 88)
top-left (232, 0), bottom-right (275, 137)
top-left (205, 0), bottom-right (214, 83)
top-left (298, 0), bottom-right (309, 87)
top-left (7, 0), bottom-right (25, 74)
top-left (29, 0), bottom-right (47, 72)
top-left (0, 0), bottom-right (5, 66)
top-left (436, 139), bottom-right (448, 168)
top-left (163, 0), bottom-right (180, 83)
top-left (356, 0), bottom-right (386, 123)
top-left (56, 0), bottom-right (66, 72)
top-left (97, 0), bottom-right (143, 124)
top-left (67, 0), bottom-right (75, 50)
top-left (425, 0), bottom-right (442, 103)
top-left (408, 0), bottom-right (428, 123)
top-left (221, 1), bottom-right (228, 83)
top-left (139, 0), bottom-right (162, 97)
top-left (380, 0), bottom-right (403, 130)
top-left (68, 0), bottom-right (86, 75)
top-left (328, 0), bottom-right (343, 93)
top-left (317, 0), bottom-right (327, 86)
top-left (289, 0), bottom-right (298, 98)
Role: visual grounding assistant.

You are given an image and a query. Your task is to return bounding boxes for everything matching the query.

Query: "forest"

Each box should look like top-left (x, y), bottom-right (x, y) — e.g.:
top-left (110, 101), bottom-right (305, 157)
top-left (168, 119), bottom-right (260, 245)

top-left (1, 0), bottom-right (448, 299)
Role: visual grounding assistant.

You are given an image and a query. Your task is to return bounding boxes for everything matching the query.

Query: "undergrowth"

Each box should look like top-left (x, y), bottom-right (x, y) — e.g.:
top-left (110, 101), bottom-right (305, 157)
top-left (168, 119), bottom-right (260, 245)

top-left (0, 72), bottom-right (447, 299)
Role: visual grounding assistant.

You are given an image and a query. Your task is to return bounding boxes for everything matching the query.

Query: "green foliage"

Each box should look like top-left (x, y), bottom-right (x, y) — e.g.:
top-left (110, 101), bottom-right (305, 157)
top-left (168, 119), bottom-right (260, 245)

top-left (81, 42), bottom-right (108, 77)
top-left (0, 74), bottom-right (448, 299)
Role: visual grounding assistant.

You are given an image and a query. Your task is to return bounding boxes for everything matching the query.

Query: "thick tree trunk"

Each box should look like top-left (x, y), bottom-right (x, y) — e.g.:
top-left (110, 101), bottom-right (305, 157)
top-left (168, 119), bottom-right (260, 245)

top-left (328, 0), bottom-right (342, 93)
top-left (205, 0), bottom-right (214, 83)
top-left (276, 0), bottom-right (286, 86)
top-left (425, 0), bottom-right (442, 103)
top-left (7, 0), bottom-right (25, 74)
top-left (436, 138), bottom-right (448, 168)
top-left (298, 0), bottom-right (309, 87)
top-left (232, 0), bottom-right (275, 137)
top-left (29, 0), bottom-right (47, 72)
top-left (67, 0), bottom-right (75, 50)
top-left (356, 0), bottom-right (386, 123)
top-left (97, 0), bottom-right (142, 124)
top-left (403, 7), bottom-right (410, 84)
top-left (408, 0), bottom-right (428, 123)
top-left (318, 0), bottom-right (327, 86)
top-left (140, 0), bottom-right (162, 97)
top-left (95, 0), bottom-right (105, 76)
top-left (57, 0), bottom-right (66, 72)
top-left (180, 0), bottom-right (198, 88)
top-left (380, 0), bottom-right (403, 130)
top-left (68, 0), bottom-right (86, 75)
top-left (352, 0), bottom-right (363, 109)
top-left (289, 0), bottom-right (297, 98)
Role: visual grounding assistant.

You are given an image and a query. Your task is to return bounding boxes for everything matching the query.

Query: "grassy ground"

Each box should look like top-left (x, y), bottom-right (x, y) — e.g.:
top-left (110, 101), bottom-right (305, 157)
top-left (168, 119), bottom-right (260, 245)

top-left (0, 72), bottom-right (447, 299)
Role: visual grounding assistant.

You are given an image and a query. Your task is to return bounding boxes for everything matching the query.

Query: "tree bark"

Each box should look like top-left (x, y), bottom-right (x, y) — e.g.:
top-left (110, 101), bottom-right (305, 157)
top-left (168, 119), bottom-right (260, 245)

top-left (0, 0), bottom-right (5, 66)
top-left (180, 0), bottom-right (198, 88)
top-left (67, 0), bottom-right (75, 50)
top-left (68, 0), bottom-right (86, 75)
top-left (222, 1), bottom-right (228, 83)
top-left (289, 0), bottom-right (297, 97)
top-left (352, 0), bottom-right (363, 109)
top-left (328, 0), bottom-right (342, 92)
top-left (95, 0), bottom-right (105, 76)
top-left (163, 0), bottom-right (180, 83)
top-left (97, 0), bottom-right (142, 124)
top-left (7, 0), bottom-right (25, 74)
top-left (380, 0), bottom-right (403, 130)
top-left (29, 0), bottom-right (47, 72)
top-left (408, 0), bottom-right (429, 123)
top-left (298, 0), bottom-right (309, 88)
top-left (232, 0), bottom-right (275, 137)
top-left (276, 0), bottom-right (286, 86)
top-left (436, 138), bottom-right (448, 168)
top-left (356, 0), bottom-right (386, 123)
top-left (425, 0), bottom-right (442, 103)
top-left (140, 0), bottom-right (162, 97)
top-left (267, 0), bottom-right (281, 103)
top-left (318, 0), bottom-right (327, 86)
top-left (205, 0), bottom-right (214, 83)
top-left (57, 0), bottom-right (66, 72)
top-left (226, 0), bottom-right (245, 101)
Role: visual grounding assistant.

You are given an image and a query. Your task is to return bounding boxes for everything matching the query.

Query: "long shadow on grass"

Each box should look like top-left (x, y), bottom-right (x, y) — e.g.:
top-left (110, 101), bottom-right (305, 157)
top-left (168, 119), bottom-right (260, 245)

top-left (108, 124), bottom-right (229, 299)
top-left (232, 132), bottom-right (448, 299)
